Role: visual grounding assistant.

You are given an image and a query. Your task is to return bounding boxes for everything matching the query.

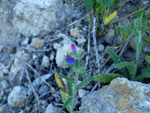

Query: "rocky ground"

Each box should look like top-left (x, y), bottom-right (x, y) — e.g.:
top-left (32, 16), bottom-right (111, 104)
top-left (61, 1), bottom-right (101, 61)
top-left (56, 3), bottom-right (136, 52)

top-left (0, 0), bottom-right (150, 113)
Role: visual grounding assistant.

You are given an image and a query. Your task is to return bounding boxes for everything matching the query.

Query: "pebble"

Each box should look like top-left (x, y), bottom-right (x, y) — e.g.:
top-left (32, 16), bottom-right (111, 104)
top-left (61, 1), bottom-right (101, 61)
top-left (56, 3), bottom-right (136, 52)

top-left (39, 85), bottom-right (49, 95)
top-left (70, 27), bottom-right (80, 38)
top-left (98, 44), bottom-right (104, 52)
top-left (78, 89), bottom-right (89, 98)
top-left (41, 56), bottom-right (50, 68)
top-left (33, 74), bottom-right (52, 87)
top-left (105, 29), bottom-right (115, 45)
top-left (0, 80), bottom-right (9, 90)
top-left (45, 104), bottom-right (61, 113)
top-left (0, 104), bottom-right (9, 113)
top-left (53, 43), bottom-right (62, 50)
top-left (31, 38), bottom-right (44, 49)
top-left (7, 86), bottom-right (27, 107)
top-left (76, 38), bottom-right (87, 45)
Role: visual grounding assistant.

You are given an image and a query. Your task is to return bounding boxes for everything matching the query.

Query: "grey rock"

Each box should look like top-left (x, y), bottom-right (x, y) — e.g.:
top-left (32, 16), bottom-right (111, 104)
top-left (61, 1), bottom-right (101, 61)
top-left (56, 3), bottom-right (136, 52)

top-left (53, 43), bottom-right (62, 50)
top-left (78, 89), bottom-right (89, 98)
top-left (0, 80), bottom-right (9, 90)
top-left (9, 51), bottom-right (31, 85)
top-left (80, 77), bottom-right (150, 113)
top-left (105, 29), bottom-right (115, 45)
top-left (45, 104), bottom-right (61, 113)
top-left (56, 44), bottom-right (84, 68)
top-left (98, 44), bottom-right (104, 52)
top-left (0, 0), bottom-right (19, 46)
top-left (39, 85), bottom-right (49, 95)
top-left (76, 38), bottom-right (87, 45)
top-left (33, 74), bottom-right (52, 87)
top-left (0, 104), bottom-right (10, 113)
top-left (8, 86), bottom-right (27, 108)
top-left (0, 90), bottom-right (4, 101)
top-left (13, 0), bottom-right (67, 37)
top-left (114, 36), bottom-right (123, 45)
top-left (21, 37), bottom-right (29, 46)
top-left (31, 38), bottom-right (44, 49)
top-left (70, 27), bottom-right (80, 38)
top-left (41, 56), bottom-right (50, 68)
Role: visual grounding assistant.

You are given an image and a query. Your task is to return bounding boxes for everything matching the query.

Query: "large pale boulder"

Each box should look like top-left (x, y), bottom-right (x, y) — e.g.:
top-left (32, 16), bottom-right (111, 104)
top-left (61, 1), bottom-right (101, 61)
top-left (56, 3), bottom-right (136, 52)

top-left (13, 0), bottom-right (66, 37)
top-left (80, 77), bottom-right (150, 113)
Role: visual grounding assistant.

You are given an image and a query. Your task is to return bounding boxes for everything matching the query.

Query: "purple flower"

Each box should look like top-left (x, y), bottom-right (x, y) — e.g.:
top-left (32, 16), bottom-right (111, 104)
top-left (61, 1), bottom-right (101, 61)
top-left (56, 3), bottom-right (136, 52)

top-left (66, 56), bottom-right (76, 66)
top-left (71, 44), bottom-right (76, 52)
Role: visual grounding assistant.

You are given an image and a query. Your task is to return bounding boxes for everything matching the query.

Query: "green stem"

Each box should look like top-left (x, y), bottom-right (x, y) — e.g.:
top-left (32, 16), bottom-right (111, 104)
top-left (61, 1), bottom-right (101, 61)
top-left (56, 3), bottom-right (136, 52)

top-left (132, 31), bottom-right (142, 80)
top-left (71, 72), bottom-right (78, 113)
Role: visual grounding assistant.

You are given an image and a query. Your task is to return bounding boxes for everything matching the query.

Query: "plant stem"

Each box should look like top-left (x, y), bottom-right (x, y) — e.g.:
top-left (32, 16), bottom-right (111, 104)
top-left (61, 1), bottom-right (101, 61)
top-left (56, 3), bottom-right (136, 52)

top-left (132, 31), bottom-right (142, 80)
top-left (71, 72), bottom-right (78, 113)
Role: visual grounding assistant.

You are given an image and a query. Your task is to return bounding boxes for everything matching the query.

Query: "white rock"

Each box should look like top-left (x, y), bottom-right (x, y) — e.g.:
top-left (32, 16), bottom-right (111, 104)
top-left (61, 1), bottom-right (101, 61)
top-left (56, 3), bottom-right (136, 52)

top-left (8, 86), bottom-right (27, 107)
top-left (45, 104), bottom-right (61, 113)
top-left (33, 74), bottom-right (52, 87)
top-left (70, 28), bottom-right (80, 38)
top-left (0, 104), bottom-right (9, 113)
top-left (76, 38), bottom-right (87, 45)
top-left (53, 43), bottom-right (62, 50)
top-left (78, 89), bottom-right (89, 98)
top-left (105, 29), bottom-right (115, 44)
top-left (9, 51), bottom-right (31, 85)
top-left (41, 56), bottom-right (50, 68)
top-left (31, 38), bottom-right (44, 49)
top-left (80, 77), bottom-right (150, 113)
top-left (0, 80), bottom-right (9, 90)
top-left (13, 0), bottom-right (65, 37)
top-left (56, 44), bottom-right (84, 68)
top-left (98, 44), bottom-right (104, 52)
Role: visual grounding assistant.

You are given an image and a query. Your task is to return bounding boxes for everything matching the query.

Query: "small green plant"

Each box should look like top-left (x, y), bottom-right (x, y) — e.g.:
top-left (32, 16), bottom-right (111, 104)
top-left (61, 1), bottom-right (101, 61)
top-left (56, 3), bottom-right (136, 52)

top-left (107, 13), bottom-right (150, 81)
top-left (55, 44), bottom-right (122, 113)
top-left (84, 0), bottom-right (119, 25)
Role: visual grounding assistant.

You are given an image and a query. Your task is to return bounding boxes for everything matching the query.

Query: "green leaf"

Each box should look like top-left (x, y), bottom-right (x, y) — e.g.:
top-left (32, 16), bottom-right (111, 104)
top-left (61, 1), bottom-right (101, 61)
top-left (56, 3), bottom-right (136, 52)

top-left (113, 0), bottom-right (120, 6)
top-left (56, 73), bottom-right (75, 84)
top-left (120, 24), bottom-right (132, 32)
top-left (115, 24), bottom-right (121, 37)
top-left (141, 27), bottom-right (150, 34)
top-left (94, 73), bottom-right (122, 83)
top-left (80, 73), bottom-right (87, 85)
top-left (79, 51), bottom-right (86, 59)
top-left (143, 36), bottom-right (150, 43)
top-left (35, 99), bottom-right (38, 107)
top-left (76, 77), bottom-right (95, 90)
top-left (128, 65), bottom-right (135, 76)
top-left (96, 0), bottom-right (114, 7)
top-left (106, 47), bottom-right (121, 63)
top-left (63, 96), bottom-right (73, 108)
top-left (137, 42), bottom-right (142, 58)
top-left (143, 13), bottom-right (150, 20)
top-left (114, 61), bottom-right (134, 69)
top-left (67, 81), bottom-right (73, 96)
top-left (146, 56), bottom-right (150, 64)
top-left (136, 73), bottom-right (150, 82)
top-left (84, 0), bottom-right (94, 9)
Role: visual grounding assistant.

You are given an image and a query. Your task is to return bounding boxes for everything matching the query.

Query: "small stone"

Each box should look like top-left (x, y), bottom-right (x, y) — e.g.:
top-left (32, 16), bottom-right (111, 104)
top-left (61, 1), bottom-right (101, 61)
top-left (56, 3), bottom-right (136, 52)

top-left (56, 44), bottom-right (84, 68)
top-left (39, 85), bottom-right (49, 95)
top-left (70, 28), bottom-right (80, 38)
top-left (8, 86), bottom-right (27, 108)
top-left (53, 43), bottom-right (62, 50)
top-left (78, 89), bottom-right (89, 98)
top-left (33, 74), bottom-right (52, 87)
top-left (76, 38), bottom-right (87, 45)
top-left (21, 37), bottom-right (29, 46)
top-left (0, 80), bottom-right (9, 90)
top-left (0, 104), bottom-right (9, 113)
top-left (45, 104), bottom-right (61, 113)
top-left (105, 29), bottom-right (115, 45)
top-left (31, 38), bottom-right (44, 49)
top-left (50, 54), bottom-right (54, 61)
top-left (41, 56), bottom-right (50, 68)
top-left (98, 44), bottom-right (104, 52)
top-left (4, 46), bottom-right (15, 54)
